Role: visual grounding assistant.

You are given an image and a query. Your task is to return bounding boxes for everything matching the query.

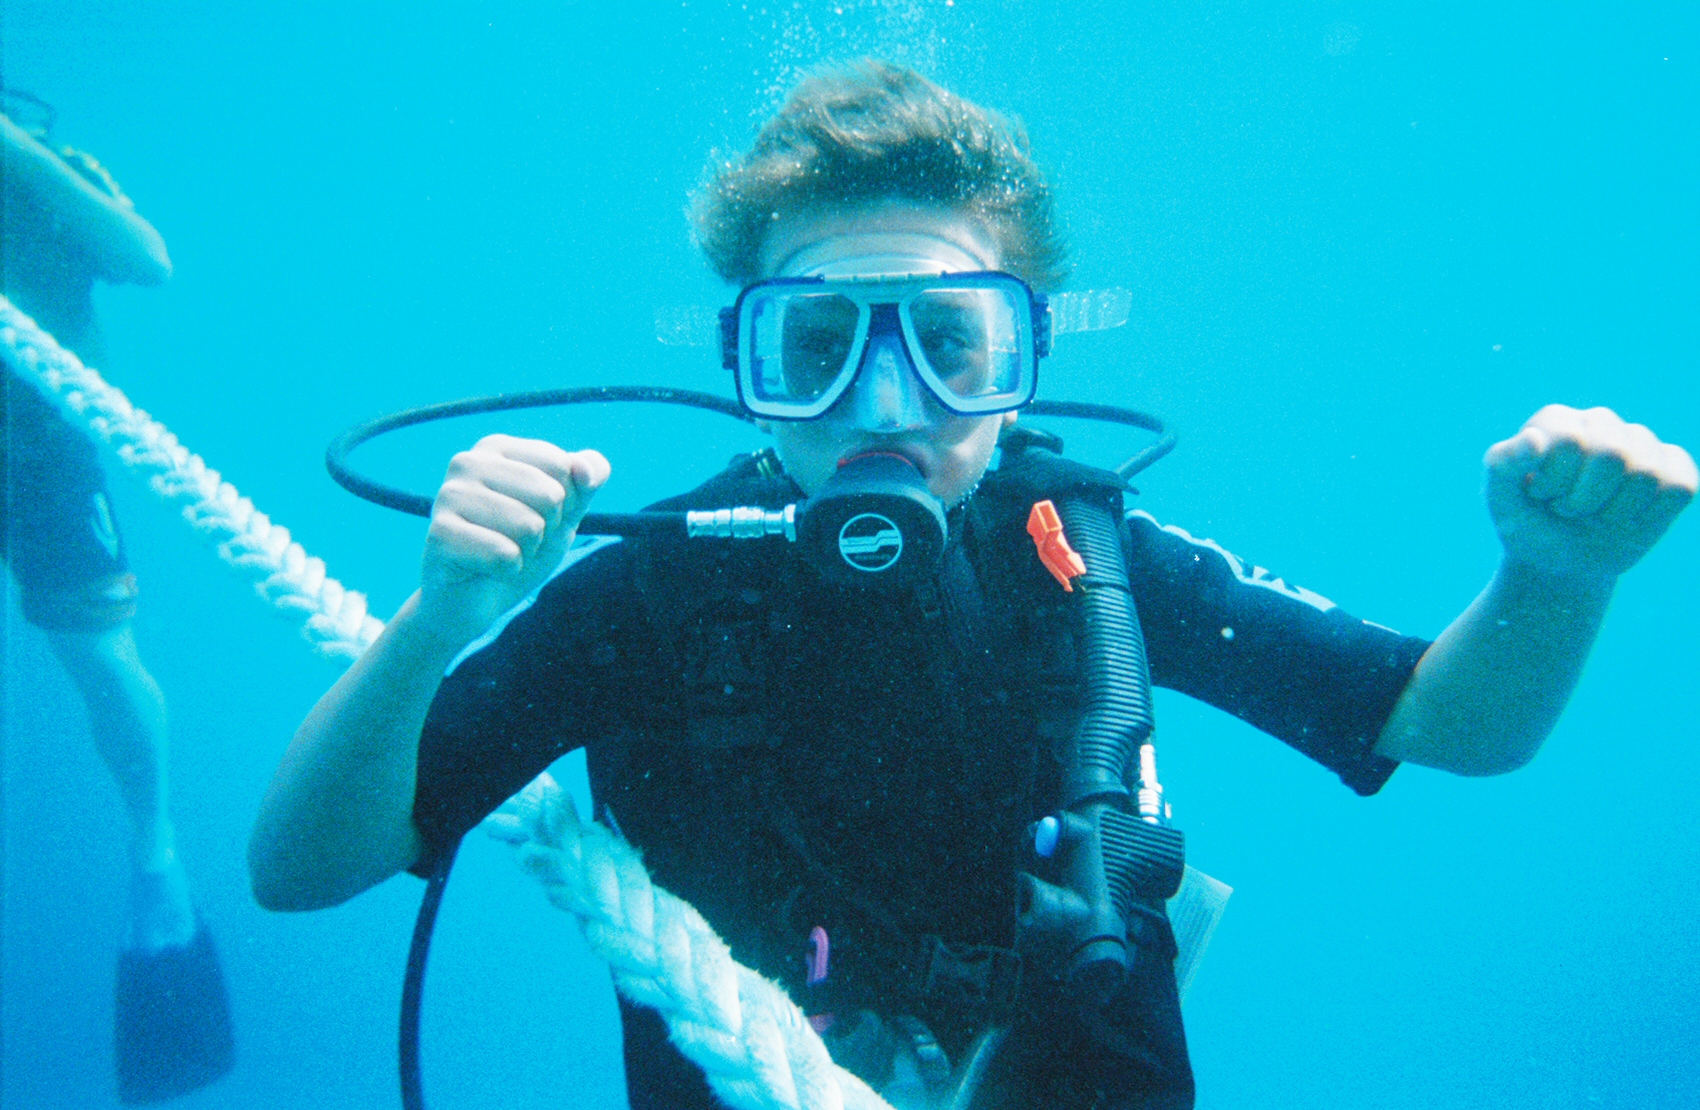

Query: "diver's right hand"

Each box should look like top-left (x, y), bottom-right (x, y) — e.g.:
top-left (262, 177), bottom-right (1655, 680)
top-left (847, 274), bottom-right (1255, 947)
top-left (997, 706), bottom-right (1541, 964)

top-left (416, 435), bottom-right (609, 650)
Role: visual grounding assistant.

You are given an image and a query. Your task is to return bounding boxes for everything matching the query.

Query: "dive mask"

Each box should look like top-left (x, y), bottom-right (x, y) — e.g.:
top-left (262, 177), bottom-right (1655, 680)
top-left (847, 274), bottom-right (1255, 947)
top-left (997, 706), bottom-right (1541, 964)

top-left (720, 271), bottom-right (1050, 422)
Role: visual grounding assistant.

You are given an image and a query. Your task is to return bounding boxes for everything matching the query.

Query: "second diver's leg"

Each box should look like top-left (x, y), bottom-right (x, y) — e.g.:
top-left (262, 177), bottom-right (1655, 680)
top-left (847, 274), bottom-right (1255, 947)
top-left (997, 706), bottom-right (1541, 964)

top-left (50, 619), bottom-right (239, 1104)
top-left (46, 623), bottom-right (197, 952)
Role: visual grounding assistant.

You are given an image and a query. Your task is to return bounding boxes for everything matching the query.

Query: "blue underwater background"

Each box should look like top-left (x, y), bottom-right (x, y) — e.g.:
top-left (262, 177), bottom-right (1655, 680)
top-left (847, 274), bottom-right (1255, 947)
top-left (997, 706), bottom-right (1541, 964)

top-left (3, 2), bottom-right (1697, 1107)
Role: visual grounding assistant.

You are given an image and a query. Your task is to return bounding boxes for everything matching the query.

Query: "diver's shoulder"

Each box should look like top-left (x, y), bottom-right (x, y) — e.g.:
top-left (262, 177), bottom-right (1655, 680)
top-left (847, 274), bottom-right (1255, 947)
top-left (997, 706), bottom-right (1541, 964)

top-left (642, 448), bottom-right (801, 513)
top-left (1123, 508), bottom-right (1251, 569)
top-left (1124, 508), bottom-right (1227, 546)
top-left (1121, 507), bottom-right (1245, 574)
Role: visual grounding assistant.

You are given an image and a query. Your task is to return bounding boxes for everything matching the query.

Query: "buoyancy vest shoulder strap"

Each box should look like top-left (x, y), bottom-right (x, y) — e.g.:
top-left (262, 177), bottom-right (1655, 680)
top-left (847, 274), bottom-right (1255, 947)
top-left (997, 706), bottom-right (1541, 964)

top-left (983, 431), bottom-right (1131, 516)
top-left (642, 447), bottom-right (799, 513)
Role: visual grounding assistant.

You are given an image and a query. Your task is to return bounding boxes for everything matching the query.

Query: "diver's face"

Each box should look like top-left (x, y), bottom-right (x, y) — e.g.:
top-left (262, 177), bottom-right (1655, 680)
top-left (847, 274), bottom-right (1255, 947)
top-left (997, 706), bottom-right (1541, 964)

top-left (754, 205), bottom-right (1018, 506)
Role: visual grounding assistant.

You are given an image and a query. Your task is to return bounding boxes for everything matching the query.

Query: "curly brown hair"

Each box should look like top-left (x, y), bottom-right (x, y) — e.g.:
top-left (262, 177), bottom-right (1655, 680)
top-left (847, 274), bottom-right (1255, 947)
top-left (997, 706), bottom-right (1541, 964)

top-left (690, 60), bottom-right (1068, 291)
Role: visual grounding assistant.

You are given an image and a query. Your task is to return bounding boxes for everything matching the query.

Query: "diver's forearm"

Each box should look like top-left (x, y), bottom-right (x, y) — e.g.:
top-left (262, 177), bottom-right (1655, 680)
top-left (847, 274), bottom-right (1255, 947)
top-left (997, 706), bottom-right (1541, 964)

top-left (249, 592), bottom-right (455, 911)
top-left (1373, 558), bottom-right (1612, 776)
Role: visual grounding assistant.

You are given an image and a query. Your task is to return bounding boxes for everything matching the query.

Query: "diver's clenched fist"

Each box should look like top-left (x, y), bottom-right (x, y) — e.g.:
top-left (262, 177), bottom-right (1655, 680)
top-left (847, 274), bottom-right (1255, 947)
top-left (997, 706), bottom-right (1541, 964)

top-left (418, 435), bottom-right (609, 648)
top-left (1484, 405), bottom-right (1695, 585)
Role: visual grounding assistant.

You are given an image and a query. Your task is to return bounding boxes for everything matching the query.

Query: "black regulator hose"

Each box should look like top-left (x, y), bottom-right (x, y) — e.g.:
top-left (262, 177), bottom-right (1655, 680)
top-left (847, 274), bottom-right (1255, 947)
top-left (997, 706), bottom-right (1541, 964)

top-left (400, 841), bottom-right (459, 1110)
top-left (1066, 495), bottom-right (1187, 987)
top-left (1014, 484), bottom-right (1185, 1008)
top-left (324, 388), bottom-right (1168, 526)
top-left (325, 385), bottom-right (756, 521)
top-left (1054, 497), bottom-right (1156, 806)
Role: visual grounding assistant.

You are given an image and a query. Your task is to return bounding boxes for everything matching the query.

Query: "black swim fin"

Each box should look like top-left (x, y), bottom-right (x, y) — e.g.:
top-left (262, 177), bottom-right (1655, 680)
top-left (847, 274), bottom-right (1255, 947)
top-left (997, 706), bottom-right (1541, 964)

top-left (114, 917), bottom-right (236, 1104)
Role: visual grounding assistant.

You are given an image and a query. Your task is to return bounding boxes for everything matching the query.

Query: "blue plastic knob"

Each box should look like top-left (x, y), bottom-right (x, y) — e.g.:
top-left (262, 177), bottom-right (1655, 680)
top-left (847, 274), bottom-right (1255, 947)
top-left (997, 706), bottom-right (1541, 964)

top-left (1034, 815), bottom-right (1060, 859)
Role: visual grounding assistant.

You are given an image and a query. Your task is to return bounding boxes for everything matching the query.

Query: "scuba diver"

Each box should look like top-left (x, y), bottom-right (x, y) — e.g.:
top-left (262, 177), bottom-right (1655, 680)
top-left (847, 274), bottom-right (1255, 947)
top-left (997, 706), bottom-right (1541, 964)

top-left (248, 61), bottom-right (1696, 1109)
top-left (1, 94), bottom-right (235, 1102)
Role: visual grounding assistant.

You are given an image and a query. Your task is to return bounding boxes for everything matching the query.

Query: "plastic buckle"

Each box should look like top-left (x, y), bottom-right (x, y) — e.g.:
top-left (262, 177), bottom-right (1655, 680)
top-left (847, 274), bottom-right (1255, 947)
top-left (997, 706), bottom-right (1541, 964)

top-left (919, 936), bottom-right (1023, 1018)
top-left (1027, 499), bottom-right (1087, 591)
top-left (889, 1014), bottom-right (953, 1089)
top-left (718, 306), bottom-right (739, 371)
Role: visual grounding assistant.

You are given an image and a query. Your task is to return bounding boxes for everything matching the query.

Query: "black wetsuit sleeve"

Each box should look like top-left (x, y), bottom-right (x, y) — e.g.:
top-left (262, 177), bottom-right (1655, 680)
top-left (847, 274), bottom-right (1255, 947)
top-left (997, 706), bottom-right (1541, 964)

top-left (409, 539), bottom-right (640, 874)
top-left (1126, 511), bottom-right (1430, 795)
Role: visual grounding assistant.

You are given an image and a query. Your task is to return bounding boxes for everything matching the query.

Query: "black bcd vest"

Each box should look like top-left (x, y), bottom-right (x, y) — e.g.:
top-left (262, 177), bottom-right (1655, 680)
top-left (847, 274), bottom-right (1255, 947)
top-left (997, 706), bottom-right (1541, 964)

top-left (586, 441), bottom-right (1195, 1110)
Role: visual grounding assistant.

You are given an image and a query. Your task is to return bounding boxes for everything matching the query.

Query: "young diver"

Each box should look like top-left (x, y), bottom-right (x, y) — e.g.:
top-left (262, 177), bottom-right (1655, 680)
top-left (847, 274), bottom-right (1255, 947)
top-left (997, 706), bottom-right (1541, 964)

top-left (1, 99), bottom-right (236, 1102)
top-left (248, 61), bottom-right (1696, 1109)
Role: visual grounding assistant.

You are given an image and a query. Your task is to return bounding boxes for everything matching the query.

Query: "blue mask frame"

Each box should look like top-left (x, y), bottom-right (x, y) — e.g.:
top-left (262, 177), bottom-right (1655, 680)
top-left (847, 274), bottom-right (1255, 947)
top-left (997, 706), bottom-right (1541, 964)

top-left (719, 271), bottom-right (1051, 420)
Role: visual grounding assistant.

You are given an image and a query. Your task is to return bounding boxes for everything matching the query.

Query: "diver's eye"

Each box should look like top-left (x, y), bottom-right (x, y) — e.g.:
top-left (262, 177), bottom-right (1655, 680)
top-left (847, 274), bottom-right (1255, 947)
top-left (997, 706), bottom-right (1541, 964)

top-left (911, 296), bottom-right (991, 389)
top-left (779, 295), bottom-right (859, 397)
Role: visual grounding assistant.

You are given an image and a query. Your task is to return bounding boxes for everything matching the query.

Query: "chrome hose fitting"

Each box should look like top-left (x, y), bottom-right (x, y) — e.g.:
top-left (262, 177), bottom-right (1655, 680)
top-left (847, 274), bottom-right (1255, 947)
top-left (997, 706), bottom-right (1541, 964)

top-left (1136, 742), bottom-right (1165, 825)
top-left (685, 504), bottom-right (797, 542)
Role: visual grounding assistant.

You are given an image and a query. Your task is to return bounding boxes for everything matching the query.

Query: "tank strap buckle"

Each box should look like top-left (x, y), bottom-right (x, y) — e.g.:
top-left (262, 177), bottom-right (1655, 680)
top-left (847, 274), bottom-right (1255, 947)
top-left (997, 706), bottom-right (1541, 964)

top-left (919, 935), bottom-right (1023, 1019)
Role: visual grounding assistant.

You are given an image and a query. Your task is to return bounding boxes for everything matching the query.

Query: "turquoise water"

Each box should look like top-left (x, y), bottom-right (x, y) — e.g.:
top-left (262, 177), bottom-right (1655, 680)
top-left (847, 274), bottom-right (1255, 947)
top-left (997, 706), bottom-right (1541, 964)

top-left (4, 2), bottom-right (1696, 1107)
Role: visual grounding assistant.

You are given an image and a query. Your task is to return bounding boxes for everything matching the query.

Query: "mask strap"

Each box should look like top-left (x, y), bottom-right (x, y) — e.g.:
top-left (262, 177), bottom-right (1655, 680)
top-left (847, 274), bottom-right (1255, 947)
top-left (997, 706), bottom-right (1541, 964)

top-left (657, 287), bottom-right (1133, 348)
top-left (1048, 288), bottom-right (1133, 334)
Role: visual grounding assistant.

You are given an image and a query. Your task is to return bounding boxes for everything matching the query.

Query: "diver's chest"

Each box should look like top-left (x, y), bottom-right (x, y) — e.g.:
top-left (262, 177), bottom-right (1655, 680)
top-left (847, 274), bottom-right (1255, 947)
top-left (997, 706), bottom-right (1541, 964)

top-left (614, 552), bottom-right (1060, 818)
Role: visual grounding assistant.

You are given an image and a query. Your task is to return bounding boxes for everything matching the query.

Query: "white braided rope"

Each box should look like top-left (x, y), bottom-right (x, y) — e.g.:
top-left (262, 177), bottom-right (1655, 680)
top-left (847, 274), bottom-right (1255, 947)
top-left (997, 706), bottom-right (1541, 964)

top-left (489, 773), bottom-right (896, 1110)
top-left (0, 293), bottom-right (894, 1106)
top-left (0, 295), bottom-right (383, 658)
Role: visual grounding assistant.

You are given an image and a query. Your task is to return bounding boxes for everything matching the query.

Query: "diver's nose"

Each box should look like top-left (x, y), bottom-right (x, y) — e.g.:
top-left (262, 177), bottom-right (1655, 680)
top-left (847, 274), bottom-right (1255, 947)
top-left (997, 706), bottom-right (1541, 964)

top-left (850, 332), bottom-right (934, 432)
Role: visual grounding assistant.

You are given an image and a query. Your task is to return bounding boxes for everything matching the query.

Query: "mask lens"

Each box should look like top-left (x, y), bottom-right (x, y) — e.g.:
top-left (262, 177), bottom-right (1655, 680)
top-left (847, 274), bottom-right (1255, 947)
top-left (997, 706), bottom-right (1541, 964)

top-left (734, 274), bottom-right (1037, 418)
top-left (908, 285), bottom-right (1027, 409)
top-left (750, 291), bottom-right (861, 409)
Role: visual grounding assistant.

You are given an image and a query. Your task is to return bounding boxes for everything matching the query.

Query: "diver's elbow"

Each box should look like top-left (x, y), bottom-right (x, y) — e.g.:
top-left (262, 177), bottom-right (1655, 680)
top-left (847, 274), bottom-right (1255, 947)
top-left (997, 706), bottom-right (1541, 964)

top-left (1403, 739), bottom-right (1540, 779)
top-left (247, 819), bottom-right (419, 911)
top-left (248, 855), bottom-right (308, 913)
top-left (1376, 718), bottom-right (1545, 778)
top-left (249, 867), bottom-right (361, 913)
top-left (246, 832), bottom-right (341, 913)
top-left (249, 873), bottom-right (305, 913)
top-left (1451, 747), bottom-right (1538, 778)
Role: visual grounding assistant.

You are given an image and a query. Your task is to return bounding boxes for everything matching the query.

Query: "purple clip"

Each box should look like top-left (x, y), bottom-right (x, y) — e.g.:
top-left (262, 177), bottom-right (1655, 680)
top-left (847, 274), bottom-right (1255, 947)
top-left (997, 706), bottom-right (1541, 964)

top-left (807, 926), bottom-right (831, 985)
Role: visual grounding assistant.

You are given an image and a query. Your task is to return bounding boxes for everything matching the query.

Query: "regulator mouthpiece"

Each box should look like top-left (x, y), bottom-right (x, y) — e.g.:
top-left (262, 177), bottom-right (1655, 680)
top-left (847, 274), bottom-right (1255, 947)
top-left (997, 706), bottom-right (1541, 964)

top-left (795, 453), bottom-right (946, 589)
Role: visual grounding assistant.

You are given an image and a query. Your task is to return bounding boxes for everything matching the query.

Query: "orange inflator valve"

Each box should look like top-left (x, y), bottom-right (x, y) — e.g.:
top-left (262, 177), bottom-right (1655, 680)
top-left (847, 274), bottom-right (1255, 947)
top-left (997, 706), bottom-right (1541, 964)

top-left (1027, 500), bottom-right (1087, 591)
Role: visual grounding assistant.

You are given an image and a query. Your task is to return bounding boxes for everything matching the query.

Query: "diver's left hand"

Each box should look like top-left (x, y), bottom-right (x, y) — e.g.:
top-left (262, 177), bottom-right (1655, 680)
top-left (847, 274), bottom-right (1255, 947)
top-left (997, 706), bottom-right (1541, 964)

top-left (1484, 405), bottom-right (1696, 586)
